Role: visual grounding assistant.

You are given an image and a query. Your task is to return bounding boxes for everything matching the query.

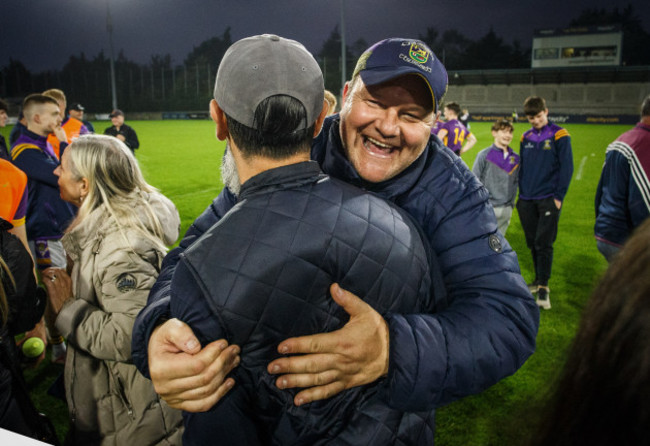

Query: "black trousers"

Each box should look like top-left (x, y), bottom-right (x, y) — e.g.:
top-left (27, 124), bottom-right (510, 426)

top-left (516, 197), bottom-right (561, 286)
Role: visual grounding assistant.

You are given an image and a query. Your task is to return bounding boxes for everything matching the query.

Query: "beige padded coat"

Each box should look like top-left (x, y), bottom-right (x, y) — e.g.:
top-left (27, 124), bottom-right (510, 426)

top-left (56, 191), bottom-right (183, 445)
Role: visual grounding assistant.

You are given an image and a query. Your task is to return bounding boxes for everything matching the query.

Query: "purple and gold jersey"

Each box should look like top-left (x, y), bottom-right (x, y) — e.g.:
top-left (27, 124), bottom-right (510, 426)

top-left (440, 119), bottom-right (471, 154)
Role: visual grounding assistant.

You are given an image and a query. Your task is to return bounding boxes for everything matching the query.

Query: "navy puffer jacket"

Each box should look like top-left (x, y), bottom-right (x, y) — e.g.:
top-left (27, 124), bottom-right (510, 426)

top-left (170, 162), bottom-right (435, 445)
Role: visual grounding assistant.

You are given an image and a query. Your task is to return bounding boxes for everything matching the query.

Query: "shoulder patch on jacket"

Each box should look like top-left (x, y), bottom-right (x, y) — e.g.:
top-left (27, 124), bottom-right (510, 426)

top-left (11, 143), bottom-right (40, 160)
top-left (116, 273), bottom-right (137, 293)
top-left (554, 129), bottom-right (570, 140)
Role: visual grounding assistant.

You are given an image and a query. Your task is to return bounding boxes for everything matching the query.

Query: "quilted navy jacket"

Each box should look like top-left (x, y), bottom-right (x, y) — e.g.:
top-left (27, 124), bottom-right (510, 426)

top-left (170, 161), bottom-right (435, 444)
top-left (133, 116), bottom-right (539, 443)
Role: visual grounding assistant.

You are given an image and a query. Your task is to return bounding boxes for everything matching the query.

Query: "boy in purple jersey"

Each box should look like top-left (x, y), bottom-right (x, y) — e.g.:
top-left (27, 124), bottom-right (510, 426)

top-left (437, 101), bottom-right (477, 155)
top-left (472, 119), bottom-right (519, 235)
top-left (516, 96), bottom-right (574, 310)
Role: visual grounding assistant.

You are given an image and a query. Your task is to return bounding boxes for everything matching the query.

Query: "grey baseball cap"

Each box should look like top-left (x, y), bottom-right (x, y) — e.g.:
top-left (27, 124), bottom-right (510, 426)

top-left (214, 34), bottom-right (324, 130)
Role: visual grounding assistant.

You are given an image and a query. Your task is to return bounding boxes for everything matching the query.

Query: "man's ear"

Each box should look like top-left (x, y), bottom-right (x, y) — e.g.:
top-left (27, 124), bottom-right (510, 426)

top-left (313, 100), bottom-right (329, 137)
top-left (341, 81), bottom-right (351, 104)
top-left (210, 99), bottom-right (229, 140)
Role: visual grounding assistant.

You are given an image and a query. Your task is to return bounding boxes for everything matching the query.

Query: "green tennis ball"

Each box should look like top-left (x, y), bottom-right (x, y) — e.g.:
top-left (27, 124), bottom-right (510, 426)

top-left (22, 337), bottom-right (45, 358)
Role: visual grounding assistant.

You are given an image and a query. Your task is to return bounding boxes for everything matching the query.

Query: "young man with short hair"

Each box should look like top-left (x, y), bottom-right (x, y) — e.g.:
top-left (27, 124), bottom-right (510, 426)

top-left (517, 96), bottom-right (574, 310)
top-left (11, 94), bottom-right (76, 361)
top-left (42, 88), bottom-right (89, 159)
top-left (437, 101), bottom-right (477, 155)
top-left (472, 119), bottom-right (519, 235)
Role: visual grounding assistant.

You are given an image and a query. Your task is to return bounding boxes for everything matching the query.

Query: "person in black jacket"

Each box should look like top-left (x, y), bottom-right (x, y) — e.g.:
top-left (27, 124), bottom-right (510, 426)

top-left (104, 109), bottom-right (139, 153)
top-left (168, 34), bottom-right (432, 445)
top-left (0, 218), bottom-right (47, 438)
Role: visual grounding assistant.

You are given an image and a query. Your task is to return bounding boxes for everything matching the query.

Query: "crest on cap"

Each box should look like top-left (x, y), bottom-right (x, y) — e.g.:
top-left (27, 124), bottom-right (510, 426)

top-left (409, 43), bottom-right (429, 64)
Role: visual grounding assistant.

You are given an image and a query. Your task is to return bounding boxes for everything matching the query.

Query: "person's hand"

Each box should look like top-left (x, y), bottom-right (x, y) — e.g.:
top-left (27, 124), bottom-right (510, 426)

top-left (554, 198), bottom-right (562, 210)
top-left (116, 134), bottom-right (126, 142)
top-left (148, 318), bottom-right (240, 412)
top-left (19, 317), bottom-right (48, 366)
top-left (267, 283), bottom-right (390, 406)
top-left (41, 268), bottom-right (73, 314)
top-left (53, 126), bottom-right (68, 144)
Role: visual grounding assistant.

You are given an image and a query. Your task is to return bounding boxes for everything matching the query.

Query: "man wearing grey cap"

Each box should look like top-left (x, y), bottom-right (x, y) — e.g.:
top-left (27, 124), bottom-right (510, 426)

top-left (165, 34), bottom-right (433, 444)
top-left (133, 37), bottom-right (538, 442)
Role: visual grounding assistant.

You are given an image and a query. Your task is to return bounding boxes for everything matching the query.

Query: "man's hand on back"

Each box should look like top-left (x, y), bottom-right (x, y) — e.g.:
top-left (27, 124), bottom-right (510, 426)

top-left (267, 283), bottom-right (390, 406)
top-left (148, 318), bottom-right (240, 412)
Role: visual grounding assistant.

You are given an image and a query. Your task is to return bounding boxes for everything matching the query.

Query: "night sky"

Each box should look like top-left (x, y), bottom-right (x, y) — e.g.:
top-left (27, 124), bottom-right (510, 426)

top-left (1, 0), bottom-right (648, 72)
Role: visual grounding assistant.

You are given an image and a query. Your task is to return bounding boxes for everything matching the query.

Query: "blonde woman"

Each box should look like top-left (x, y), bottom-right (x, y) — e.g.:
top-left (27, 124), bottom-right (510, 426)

top-left (42, 135), bottom-right (182, 445)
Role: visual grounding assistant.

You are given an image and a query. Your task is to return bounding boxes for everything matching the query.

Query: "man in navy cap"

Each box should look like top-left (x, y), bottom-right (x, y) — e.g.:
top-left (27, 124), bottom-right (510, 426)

top-left (133, 37), bottom-right (539, 435)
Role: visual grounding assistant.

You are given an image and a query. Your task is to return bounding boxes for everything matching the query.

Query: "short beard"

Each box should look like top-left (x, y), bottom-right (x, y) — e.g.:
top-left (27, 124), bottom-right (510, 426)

top-left (220, 143), bottom-right (241, 197)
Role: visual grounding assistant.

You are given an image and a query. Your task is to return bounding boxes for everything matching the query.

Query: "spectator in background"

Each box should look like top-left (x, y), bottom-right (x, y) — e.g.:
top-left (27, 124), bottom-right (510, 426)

top-left (594, 95), bottom-right (650, 262)
top-left (42, 134), bottom-right (182, 445)
top-left (437, 101), bottom-right (477, 156)
top-left (472, 119), bottom-right (520, 235)
top-left (104, 109), bottom-right (139, 153)
top-left (9, 110), bottom-right (27, 148)
top-left (0, 99), bottom-right (9, 160)
top-left (324, 89), bottom-right (337, 115)
top-left (459, 107), bottom-right (471, 130)
top-left (517, 96), bottom-right (573, 310)
top-left (531, 217), bottom-right (650, 446)
top-left (42, 88), bottom-right (89, 159)
top-left (10, 94), bottom-right (76, 364)
top-left (68, 102), bottom-right (95, 133)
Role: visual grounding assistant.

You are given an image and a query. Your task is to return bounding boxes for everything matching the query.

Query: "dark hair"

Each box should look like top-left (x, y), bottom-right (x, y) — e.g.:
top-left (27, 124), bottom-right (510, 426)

top-left (225, 95), bottom-right (314, 160)
top-left (641, 95), bottom-right (650, 118)
top-left (532, 218), bottom-right (650, 446)
top-left (0, 99), bottom-right (8, 113)
top-left (444, 101), bottom-right (461, 116)
top-left (523, 96), bottom-right (546, 116)
top-left (491, 119), bottom-right (514, 132)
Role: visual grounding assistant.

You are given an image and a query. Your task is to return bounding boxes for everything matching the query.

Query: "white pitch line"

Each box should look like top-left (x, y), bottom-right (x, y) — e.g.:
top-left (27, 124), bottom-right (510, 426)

top-left (576, 156), bottom-right (588, 181)
top-left (170, 188), bottom-right (219, 200)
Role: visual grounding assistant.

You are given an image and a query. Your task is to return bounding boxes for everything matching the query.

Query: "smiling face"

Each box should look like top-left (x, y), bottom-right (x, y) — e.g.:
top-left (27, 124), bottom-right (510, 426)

top-left (527, 109), bottom-right (549, 130)
top-left (492, 127), bottom-right (513, 149)
top-left (338, 74), bottom-right (435, 183)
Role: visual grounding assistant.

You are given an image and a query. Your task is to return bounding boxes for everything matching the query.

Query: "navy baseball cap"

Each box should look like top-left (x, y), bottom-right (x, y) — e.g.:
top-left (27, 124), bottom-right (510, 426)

top-left (69, 102), bottom-right (84, 111)
top-left (352, 38), bottom-right (448, 112)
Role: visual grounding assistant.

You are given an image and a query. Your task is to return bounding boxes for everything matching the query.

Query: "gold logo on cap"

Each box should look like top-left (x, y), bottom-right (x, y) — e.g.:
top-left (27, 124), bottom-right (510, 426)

top-left (409, 43), bottom-right (429, 64)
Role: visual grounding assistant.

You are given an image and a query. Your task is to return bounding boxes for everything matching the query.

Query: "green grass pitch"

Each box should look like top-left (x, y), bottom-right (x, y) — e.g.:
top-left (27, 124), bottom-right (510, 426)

top-left (0, 119), bottom-right (629, 444)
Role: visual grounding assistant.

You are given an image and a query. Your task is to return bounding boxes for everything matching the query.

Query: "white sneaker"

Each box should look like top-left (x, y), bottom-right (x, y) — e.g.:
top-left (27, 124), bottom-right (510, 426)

top-left (536, 287), bottom-right (551, 310)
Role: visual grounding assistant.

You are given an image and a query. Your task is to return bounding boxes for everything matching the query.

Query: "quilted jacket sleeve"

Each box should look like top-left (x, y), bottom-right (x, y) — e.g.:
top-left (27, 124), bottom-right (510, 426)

top-left (380, 155), bottom-right (539, 411)
top-left (132, 188), bottom-right (237, 377)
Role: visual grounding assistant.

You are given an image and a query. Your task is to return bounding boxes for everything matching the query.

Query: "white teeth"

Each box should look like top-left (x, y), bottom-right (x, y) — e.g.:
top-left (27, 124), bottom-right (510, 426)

top-left (366, 136), bottom-right (391, 149)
